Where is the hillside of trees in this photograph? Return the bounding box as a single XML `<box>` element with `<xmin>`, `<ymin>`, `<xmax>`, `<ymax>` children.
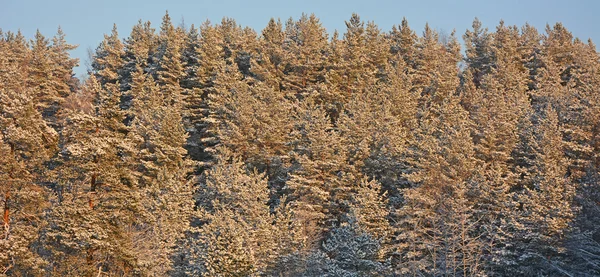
<box><xmin>1</xmin><ymin>12</ymin><xmax>600</xmax><ymax>276</ymax></box>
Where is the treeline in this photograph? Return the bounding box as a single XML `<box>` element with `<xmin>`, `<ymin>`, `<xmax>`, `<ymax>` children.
<box><xmin>1</xmin><ymin>12</ymin><xmax>599</xmax><ymax>276</ymax></box>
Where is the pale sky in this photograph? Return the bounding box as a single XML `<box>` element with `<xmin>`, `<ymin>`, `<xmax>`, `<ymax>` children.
<box><xmin>2</xmin><ymin>0</ymin><xmax>598</xmax><ymax>76</ymax></box>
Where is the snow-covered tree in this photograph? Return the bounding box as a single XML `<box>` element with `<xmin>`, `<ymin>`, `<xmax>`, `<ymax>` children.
<box><xmin>191</xmin><ymin>150</ymin><xmax>297</xmax><ymax>276</ymax></box>
<box><xmin>0</xmin><ymin>86</ymin><xmax>57</xmax><ymax>276</ymax></box>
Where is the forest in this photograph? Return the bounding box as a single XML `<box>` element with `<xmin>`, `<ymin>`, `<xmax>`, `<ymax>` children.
<box><xmin>1</xmin><ymin>12</ymin><xmax>600</xmax><ymax>276</ymax></box>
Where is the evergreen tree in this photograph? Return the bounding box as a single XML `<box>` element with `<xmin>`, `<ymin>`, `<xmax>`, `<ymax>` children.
<box><xmin>253</xmin><ymin>18</ymin><xmax>286</xmax><ymax>90</ymax></box>
<box><xmin>325</xmin><ymin>14</ymin><xmax>391</xmax><ymax>121</ymax></box>
<box><xmin>45</xmin><ymin>76</ymin><xmax>143</xmax><ymax>276</ymax></box>
<box><xmin>0</xmin><ymin>85</ymin><xmax>57</xmax><ymax>276</ymax></box>
<box><xmin>285</xmin><ymin>100</ymin><xmax>358</xmax><ymax>249</ymax></box>
<box><xmin>190</xmin><ymin>20</ymin><xmax>226</xmax><ymax>168</ymax></box>
<box><xmin>396</xmin><ymin>49</ymin><xmax>483</xmax><ymax>275</ymax></box>
<box><xmin>463</xmin><ymin>21</ymin><xmax>532</xmax><ymax>274</ymax></box>
<box><xmin>515</xmin><ymin>106</ymin><xmax>575</xmax><ymax>275</ymax></box>
<box><xmin>389</xmin><ymin>17</ymin><xmax>418</xmax><ymax>70</ymax></box>
<box><xmin>129</xmin><ymin>69</ymin><xmax>194</xmax><ymax>275</ymax></box>
<box><xmin>337</xmin><ymin>57</ymin><xmax>417</xmax><ymax>210</ymax></box>
<box><xmin>155</xmin><ymin>11</ymin><xmax>186</xmax><ymax>101</ymax></box>
<box><xmin>28</xmin><ymin>30</ymin><xmax>66</xmax><ymax>117</ymax></box>
<box><xmin>539</xmin><ymin>24</ymin><xmax>600</xmax><ymax>275</ymax></box>
<box><xmin>192</xmin><ymin>150</ymin><xmax>297</xmax><ymax>276</ymax></box>
<box><xmin>208</xmin><ymin>64</ymin><xmax>294</xmax><ymax>168</ymax></box>
<box><xmin>350</xmin><ymin>178</ymin><xmax>391</xmax><ymax>250</ymax></box>
<box><xmin>121</xmin><ymin>20</ymin><xmax>156</xmax><ymax>92</ymax></box>
<box><xmin>270</xmin><ymin>220</ymin><xmax>389</xmax><ymax>277</ymax></box>
<box><xmin>463</xmin><ymin>18</ymin><xmax>494</xmax><ymax>87</ymax></box>
<box><xmin>281</xmin><ymin>14</ymin><xmax>329</xmax><ymax>100</ymax></box>
<box><xmin>180</xmin><ymin>24</ymin><xmax>203</xmax><ymax>141</ymax></box>
<box><xmin>49</xmin><ymin>27</ymin><xmax>78</xmax><ymax>98</ymax></box>
<box><xmin>2</xmin><ymin>13</ymin><xmax>600</xmax><ymax>277</ymax></box>
<box><xmin>0</xmin><ymin>31</ymin><xmax>30</xmax><ymax>94</ymax></box>
<box><xmin>92</xmin><ymin>24</ymin><xmax>125</xmax><ymax>86</ymax></box>
<box><xmin>519</xmin><ymin>23</ymin><xmax>542</xmax><ymax>92</ymax></box>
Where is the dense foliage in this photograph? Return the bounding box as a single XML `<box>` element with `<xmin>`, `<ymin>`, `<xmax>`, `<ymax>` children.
<box><xmin>1</xmin><ymin>12</ymin><xmax>599</xmax><ymax>276</ymax></box>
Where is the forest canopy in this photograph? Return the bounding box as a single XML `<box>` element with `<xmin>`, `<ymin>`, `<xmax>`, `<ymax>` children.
<box><xmin>1</xmin><ymin>12</ymin><xmax>600</xmax><ymax>276</ymax></box>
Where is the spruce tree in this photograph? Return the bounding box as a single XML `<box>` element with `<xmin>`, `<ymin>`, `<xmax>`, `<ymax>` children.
<box><xmin>463</xmin><ymin>21</ymin><xmax>532</xmax><ymax>273</ymax></box>
<box><xmin>156</xmin><ymin>11</ymin><xmax>185</xmax><ymax>101</ymax></box>
<box><xmin>337</xmin><ymin>56</ymin><xmax>417</xmax><ymax>208</ymax></box>
<box><xmin>28</xmin><ymin>30</ymin><xmax>59</xmax><ymax>116</ymax></box>
<box><xmin>280</xmin><ymin>14</ymin><xmax>329</xmax><ymax>100</ymax></box>
<box><xmin>180</xmin><ymin>24</ymin><xmax>203</xmax><ymax>146</ymax></box>
<box><xmin>129</xmin><ymin>69</ymin><xmax>194</xmax><ymax>275</ymax></box>
<box><xmin>92</xmin><ymin>24</ymin><xmax>125</xmax><ymax>86</ymax></box>
<box><xmin>515</xmin><ymin>106</ymin><xmax>575</xmax><ymax>275</ymax></box>
<box><xmin>463</xmin><ymin>18</ymin><xmax>494</xmax><ymax>87</ymax></box>
<box><xmin>253</xmin><ymin>18</ymin><xmax>286</xmax><ymax>90</ymax></box>
<box><xmin>193</xmin><ymin>150</ymin><xmax>297</xmax><ymax>276</ymax></box>
<box><xmin>121</xmin><ymin>20</ymin><xmax>156</xmax><ymax>92</ymax></box>
<box><xmin>539</xmin><ymin>24</ymin><xmax>600</xmax><ymax>275</ymax></box>
<box><xmin>191</xmin><ymin>20</ymin><xmax>226</xmax><ymax>168</ymax></box>
<box><xmin>2</xmin><ymin>13</ymin><xmax>600</xmax><ymax>277</ymax></box>
<box><xmin>350</xmin><ymin>178</ymin><xmax>391</xmax><ymax>252</ymax></box>
<box><xmin>389</xmin><ymin>17</ymin><xmax>418</xmax><ymax>70</ymax></box>
<box><xmin>208</xmin><ymin>64</ymin><xmax>294</xmax><ymax>168</ymax></box>
<box><xmin>285</xmin><ymin>100</ymin><xmax>357</xmax><ymax>249</ymax></box>
<box><xmin>396</xmin><ymin>37</ymin><xmax>484</xmax><ymax>274</ymax></box>
<box><xmin>49</xmin><ymin>27</ymin><xmax>78</xmax><ymax>98</ymax></box>
<box><xmin>46</xmin><ymin>76</ymin><xmax>143</xmax><ymax>276</ymax></box>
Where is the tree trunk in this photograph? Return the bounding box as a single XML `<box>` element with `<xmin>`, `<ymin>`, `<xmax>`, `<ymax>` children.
<box><xmin>2</xmin><ymin>192</ymin><xmax>9</xmax><ymax>239</ymax></box>
<box><xmin>89</xmin><ymin>173</ymin><xmax>98</xmax><ymax>209</ymax></box>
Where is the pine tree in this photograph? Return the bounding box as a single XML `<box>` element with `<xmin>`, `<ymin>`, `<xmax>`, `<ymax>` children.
<box><xmin>389</xmin><ymin>17</ymin><xmax>418</xmax><ymax>70</ymax></box>
<box><xmin>514</xmin><ymin>106</ymin><xmax>575</xmax><ymax>275</ymax></box>
<box><xmin>192</xmin><ymin>150</ymin><xmax>297</xmax><ymax>276</ymax></box>
<box><xmin>49</xmin><ymin>27</ymin><xmax>78</xmax><ymax>98</ymax></box>
<box><xmin>280</xmin><ymin>14</ymin><xmax>329</xmax><ymax>100</ymax></box>
<box><xmin>129</xmin><ymin>68</ymin><xmax>194</xmax><ymax>275</ymax></box>
<box><xmin>0</xmin><ymin>31</ymin><xmax>30</xmax><ymax>94</ymax></box>
<box><xmin>396</xmin><ymin>50</ymin><xmax>484</xmax><ymax>275</ymax></box>
<box><xmin>28</xmin><ymin>30</ymin><xmax>61</xmax><ymax>116</ymax></box>
<box><xmin>0</xmin><ymin>85</ymin><xmax>57</xmax><ymax>276</ymax></box>
<box><xmin>121</xmin><ymin>20</ymin><xmax>156</xmax><ymax>92</ymax></box>
<box><xmin>2</xmin><ymin>13</ymin><xmax>600</xmax><ymax>277</ymax></box>
<box><xmin>285</xmin><ymin>100</ymin><xmax>358</xmax><ymax>249</ymax></box>
<box><xmin>45</xmin><ymin>76</ymin><xmax>143</xmax><ymax>276</ymax></box>
<box><xmin>463</xmin><ymin>18</ymin><xmax>495</xmax><ymax>87</ymax></box>
<box><xmin>180</xmin><ymin>24</ymin><xmax>203</xmax><ymax>142</ymax></box>
<box><xmin>92</xmin><ymin>24</ymin><xmax>124</xmax><ymax>86</ymax></box>
<box><xmin>208</xmin><ymin>64</ymin><xmax>294</xmax><ymax>168</ymax></box>
<box><xmin>38</xmin><ymin>27</ymin><xmax>79</xmax><ymax>127</ymax></box>
<box><xmin>253</xmin><ymin>18</ymin><xmax>286</xmax><ymax>90</ymax></box>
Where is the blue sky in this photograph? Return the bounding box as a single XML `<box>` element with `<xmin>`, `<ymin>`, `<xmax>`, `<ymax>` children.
<box><xmin>2</xmin><ymin>0</ymin><xmax>598</xmax><ymax>77</ymax></box>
